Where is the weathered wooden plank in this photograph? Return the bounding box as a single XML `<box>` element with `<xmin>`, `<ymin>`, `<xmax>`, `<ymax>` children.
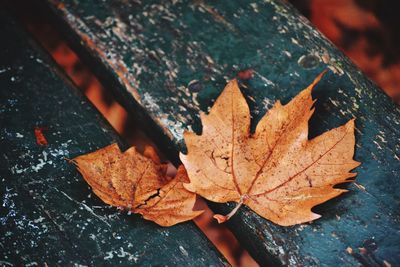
<box><xmin>0</xmin><ymin>12</ymin><xmax>227</xmax><ymax>266</ymax></box>
<box><xmin>40</xmin><ymin>0</ymin><xmax>400</xmax><ymax>266</ymax></box>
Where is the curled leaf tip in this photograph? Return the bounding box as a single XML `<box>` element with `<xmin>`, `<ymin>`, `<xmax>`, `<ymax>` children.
<box><xmin>213</xmin><ymin>214</ymin><xmax>228</xmax><ymax>224</ymax></box>
<box><xmin>308</xmin><ymin>69</ymin><xmax>328</xmax><ymax>91</ymax></box>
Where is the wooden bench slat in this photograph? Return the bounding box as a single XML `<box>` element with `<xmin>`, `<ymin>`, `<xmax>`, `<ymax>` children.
<box><xmin>41</xmin><ymin>0</ymin><xmax>400</xmax><ymax>265</ymax></box>
<box><xmin>0</xmin><ymin>12</ymin><xmax>227</xmax><ymax>266</ymax></box>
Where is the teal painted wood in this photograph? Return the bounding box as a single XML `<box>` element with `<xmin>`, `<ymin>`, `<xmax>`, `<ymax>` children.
<box><xmin>41</xmin><ymin>0</ymin><xmax>400</xmax><ymax>266</ymax></box>
<box><xmin>0</xmin><ymin>12</ymin><xmax>228</xmax><ymax>266</ymax></box>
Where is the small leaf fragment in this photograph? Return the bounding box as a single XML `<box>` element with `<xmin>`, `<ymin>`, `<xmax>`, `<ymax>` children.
<box><xmin>34</xmin><ymin>126</ymin><xmax>48</xmax><ymax>146</ymax></box>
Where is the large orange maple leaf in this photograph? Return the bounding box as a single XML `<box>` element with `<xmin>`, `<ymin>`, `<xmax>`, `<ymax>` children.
<box><xmin>180</xmin><ymin>73</ymin><xmax>360</xmax><ymax>226</ymax></box>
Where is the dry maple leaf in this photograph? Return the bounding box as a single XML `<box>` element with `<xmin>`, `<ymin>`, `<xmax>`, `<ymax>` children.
<box><xmin>180</xmin><ymin>72</ymin><xmax>360</xmax><ymax>226</ymax></box>
<box><xmin>73</xmin><ymin>144</ymin><xmax>203</xmax><ymax>226</ymax></box>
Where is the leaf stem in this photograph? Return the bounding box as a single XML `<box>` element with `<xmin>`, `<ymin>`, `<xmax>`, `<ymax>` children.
<box><xmin>213</xmin><ymin>194</ymin><xmax>249</xmax><ymax>223</ymax></box>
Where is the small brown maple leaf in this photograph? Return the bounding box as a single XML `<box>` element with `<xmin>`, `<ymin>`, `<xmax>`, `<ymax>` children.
<box><xmin>73</xmin><ymin>144</ymin><xmax>203</xmax><ymax>226</ymax></box>
<box><xmin>180</xmin><ymin>72</ymin><xmax>360</xmax><ymax>226</ymax></box>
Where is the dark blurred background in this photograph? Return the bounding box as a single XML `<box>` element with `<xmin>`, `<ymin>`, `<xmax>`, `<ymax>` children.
<box><xmin>289</xmin><ymin>0</ymin><xmax>400</xmax><ymax>103</ymax></box>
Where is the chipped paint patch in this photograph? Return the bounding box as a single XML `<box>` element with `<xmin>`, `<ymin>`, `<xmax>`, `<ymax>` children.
<box><xmin>254</xmin><ymin>71</ymin><xmax>275</xmax><ymax>86</ymax></box>
<box><xmin>57</xmin><ymin>189</ymin><xmax>111</xmax><ymax>227</ymax></box>
<box><xmin>159</xmin><ymin>116</ymin><xmax>185</xmax><ymax>140</ymax></box>
<box><xmin>179</xmin><ymin>245</ymin><xmax>189</xmax><ymax>257</ymax></box>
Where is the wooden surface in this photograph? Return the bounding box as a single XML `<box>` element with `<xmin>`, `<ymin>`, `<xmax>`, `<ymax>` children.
<box><xmin>0</xmin><ymin>12</ymin><xmax>227</xmax><ymax>266</ymax></box>
<box><xmin>40</xmin><ymin>0</ymin><xmax>400</xmax><ymax>266</ymax></box>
